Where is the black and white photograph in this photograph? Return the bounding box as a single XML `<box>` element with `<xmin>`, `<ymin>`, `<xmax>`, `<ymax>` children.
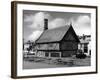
<box><xmin>23</xmin><ymin>10</ymin><xmax>91</xmax><ymax>69</ymax></box>
<box><xmin>11</xmin><ymin>1</ymin><xmax>97</xmax><ymax>78</ymax></box>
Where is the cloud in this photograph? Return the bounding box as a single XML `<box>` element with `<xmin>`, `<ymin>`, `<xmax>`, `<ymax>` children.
<box><xmin>24</xmin><ymin>12</ymin><xmax>52</xmax><ymax>30</ymax></box>
<box><xmin>71</xmin><ymin>15</ymin><xmax>91</xmax><ymax>35</ymax></box>
<box><xmin>49</xmin><ymin>18</ymin><xmax>66</xmax><ymax>29</ymax></box>
<box><xmin>76</xmin><ymin>15</ymin><xmax>90</xmax><ymax>26</ymax></box>
<box><xmin>24</xmin><ymin>12</ymin><xmax>67</xmax><ymax>30</ymax></box>
<box><xmin>28</xmin><ymin>30</ymin><xmax>43</xmax><ymax>41</ymax></box>
<box><xmin>24</xmin><ymin>15</ymin><xmax>34</xmax><ymax>22</ymax></box>
<box><xmin>27</xmin><ymin>18</ymin><xmax>67</xmax><ymax>41</ymax></box>
<box><xmin>24</xmin><ymin>12</ymin><xmax>67</xmax><ymax>41</ymax></box>
<box><xmin>24</xmin><ymin>12</ymin><xmax>91</xmax><ymax>41</ymax></box>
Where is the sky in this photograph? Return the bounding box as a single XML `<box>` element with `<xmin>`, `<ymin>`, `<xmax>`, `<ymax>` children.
<box><xmin>23</xmin><ymin>10</ymin><xmax>91</xmax><ymax>42</ymax></box>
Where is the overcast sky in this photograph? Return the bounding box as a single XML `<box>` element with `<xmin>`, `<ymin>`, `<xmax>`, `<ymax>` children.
<box><xmin>23</xmin><ymin>10</ymin><xmax>91</xmax><ymax>42</ymax></box>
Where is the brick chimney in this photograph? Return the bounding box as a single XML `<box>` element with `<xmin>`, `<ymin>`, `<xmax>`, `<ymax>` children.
<box><xmin>83</xmin><ymin>34</ymin><xmax>86</xmax><ymax>40</ymax></box>
<box><xmin>44</xmin><ymin>19</ymin><xmax>48</xmax><ymax>30</ymax></box>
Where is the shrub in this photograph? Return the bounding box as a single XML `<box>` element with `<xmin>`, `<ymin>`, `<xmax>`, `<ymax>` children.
<box><xmin>76</xmin><ymin>53</ymin><xmax>87</xmax><ymax>59</ymax></box>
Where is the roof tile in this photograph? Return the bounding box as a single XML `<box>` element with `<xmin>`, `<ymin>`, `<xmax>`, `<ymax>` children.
<box><xmin>36</xmin><ymin>25</ymin><xmax>70</xmax><ymax>43</ymax></box>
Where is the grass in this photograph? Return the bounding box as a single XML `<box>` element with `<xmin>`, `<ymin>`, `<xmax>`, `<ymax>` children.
<box><xmin>23</xmin><ymin>57</ymin><xmax>91</xmax><ymax>69</ymax></box>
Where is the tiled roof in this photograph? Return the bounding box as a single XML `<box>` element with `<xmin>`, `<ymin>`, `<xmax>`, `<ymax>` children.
<box><xmin>36</xmin><ymin>25</ymin><xmax>70</xmax><ymax>43</ymax></box>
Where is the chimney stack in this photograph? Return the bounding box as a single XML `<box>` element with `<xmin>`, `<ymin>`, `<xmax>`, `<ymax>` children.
<box><xmin>44</xmin><ymin>19</ymin><xmax>48</xmax><ymax>30</ymax></box>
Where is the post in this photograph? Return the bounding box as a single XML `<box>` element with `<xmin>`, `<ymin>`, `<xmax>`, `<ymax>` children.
<box><xmin>49</xmin><ymin>52</ymin><xmax>51</xmax><ymax>58</ymax></box>
<box><xmin>59</xmin><ymin>52</ymin><xmax>62</xmax><ymax>58</ymax></box>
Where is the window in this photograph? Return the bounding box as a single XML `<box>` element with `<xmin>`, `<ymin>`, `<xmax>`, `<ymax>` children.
<box><xmin>45</xmin><ymin>52</ymin><xmax>49</xmax><ymax>57</ymax></box>
<box><xmin>51</xmin><ymin>52</ymin><xmax>59</xmax><ymax>57</ymax></box>
<box><xmin>48</xmin><ymin>44</ymin><xmax>53</xmax><ymax>47</ymax></box>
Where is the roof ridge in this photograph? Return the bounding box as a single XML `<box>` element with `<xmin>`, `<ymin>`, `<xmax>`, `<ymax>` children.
<box><xmin>36</xmin><ymin>25</ymin><xmax>71</xmax><ymax>43</ymax></box>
